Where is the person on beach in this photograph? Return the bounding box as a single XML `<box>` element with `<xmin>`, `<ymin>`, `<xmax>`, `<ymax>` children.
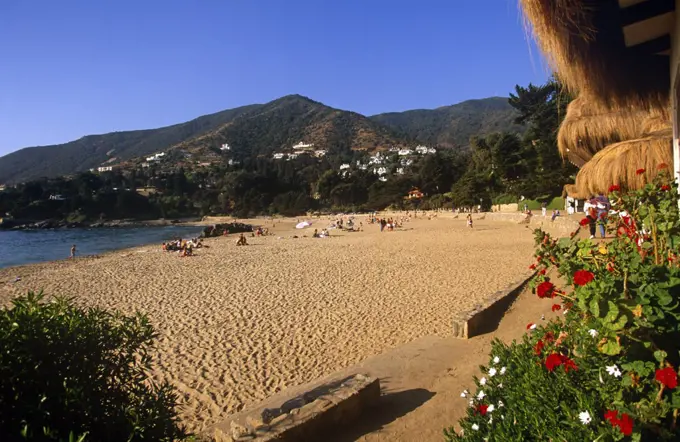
<box><xmin>70</xmin><ymin>244</ymin><xmax>76</xmax><ymax>259</ymax></box>
<box><xmin>236</xmin><ymin>233</ymin><xmax>248</xmax><ymax>246</ymax></box>
<box><xmin>466</xmin><ymin>213</ymin><xmax>473</xmax><ymax>228</ymax></box>
<box><xmin>587</xmin><ymin>205</ymin><xmax>598</xmax><ymax>239</ymax></box>
<box><xmin>541</xmin><ymin>202</ymin><xmax>547</xmax><ymax>217</ymax></box>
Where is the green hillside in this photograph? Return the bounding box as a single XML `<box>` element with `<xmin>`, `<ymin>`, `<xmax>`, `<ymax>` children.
<box><xmin>0</xmin><ymin>105</ymin><xmax>260</xmax><ymax>184</ymax></box>
<box><xmin>370</xmin><ymin>97</ymin><xmax>523</xmax><ymax>148</ymax></box>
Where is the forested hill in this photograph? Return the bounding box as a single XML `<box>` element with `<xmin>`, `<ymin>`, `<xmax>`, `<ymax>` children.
<box><xmin>0</xmin><ymin>104</ymin><xmax>261</xmax><ymax>184</ymax></box>
<box><xmin>0</xmin><ymin>95</ymin><xmax>521</xmax><ymax>184</ymax></box>
<box><xmin>167</xmin><ymin>94</ymin><xmax>410</xmax><ymax>160</ymax></box>
<box><xmin>370</xmin><ymin>97</ymin><xmax>523</xmax><ymax>148</ymax></box>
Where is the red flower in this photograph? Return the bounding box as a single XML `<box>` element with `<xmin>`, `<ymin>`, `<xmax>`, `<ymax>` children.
<box><xmin>573</xmin><ymin>270</ymin><xmax>595</xmax><ymax>286</ymax></box>
<box><xmin>618</xmin><ymin>413</ymin><xmax>634</xmax><ymax>436</ymax></box>
<box><xmin>544</xmin><ymin>353</ymin><xmax>577</xmax><ymax>372</ymax></box>
<box><xmin>661</xmin><ymin>184</ymin><xmax>671</xmax><ymax>191</ymax></box>
<box><xmin>563</xmin><ymin>357</ymin><xmax>578</xmax><ymax>373</ymax></box>
<box><xmin>605</xmin><ymin>410</ymin><xmax>633</xmax><ymax>436</ymax></box>
<box><xmin>539</xmin><ymin>268</ymin><xmax>546</xmax><ymax>275</ymax></box>
<box><xmin>476</xmin><ymin>403</ymin><xmax>488</xmax><ymax>416</ymax></box>
<box><xmin>606</xmin><ymin>262</ymin><xmax>615</xmax><ymax>272</ymax></box>
<box><xmin>636</xmin><ymin>168</ymin><xmax>646</xmax><ymax>175</ymax></box>
<box><xmin>604</xmin><ymin>410</ymin><xmax>618</xmax><ymax>424</ymax></box>
<box><xmin>655</xmin><ymin>366</ymin><xmax>678</xmax><ymax>389</ymax></box>
<box><xmin>551</xmin><ymin>304</ymin><xmax>561</xmax><ymax>312</ymax></box>
<box><xmin>608</xmin><ymin>184</ymin><xmax>621</xmax><ymax>193</ymax></box>
<box><xmin>536</xmin><ymin>281</ymin><xmax>555</xmax><ymax>299</ymax></box>
<box><xmin>579</xmin><ymin>217</ymin><xmax>590</xmax><ymax>226</ymax></box>
<box><xmin>545</xmin><ymin>353</ymin><xmax>563</xmax><ymax>372</ymax></box>
<box><xmin>543</xmin><ymin>331</ymin><xmax>555</xmax><ymax>343</ymax></box>
<box><xmin>534</xmin><ymin>339</ymin><xmax>544</xmax><ymax>355</ymax></box>
<box><xmin>529</xmin><ymin>263</ymin><xmax>536</xmax><ymax>270</ymax></box>
<box><xmin>658</xmin><ymin>163</ymin><xmax>669</xmax><ymax>170</ymax></box>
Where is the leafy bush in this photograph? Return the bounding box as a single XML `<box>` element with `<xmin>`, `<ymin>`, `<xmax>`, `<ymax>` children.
<box><xmin>447</xmin><ymin>166</ymin><xmax>680</xmax><ymax>441</ymax></box>
<box><xmin>519</xmin><ymin>197</ymin><xmax>564</xmax><ymax>211</ymax></box>
<box><xmin>0</xmin><ymin>292</ymin><xmax>188</xmax><ymax>441</ymax></box>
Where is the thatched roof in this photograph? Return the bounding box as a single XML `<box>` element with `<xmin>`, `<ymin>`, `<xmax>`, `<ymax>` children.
<box><xmin>570</xmin><ymin>129</ymin><xmax>672</xmax><ymax>196</ymax></box>
<box><xmin>557</xmin><ymin>95</ymin><xmax>671</xmax><ymax>166</ymax></box>
<box><xmin>520</xmin><ymin>0</ymin><xmax>673</xmax><ymax>110</ymax></box>
<box><xmin>562</xmin><ymin>183</ymin><xmax>588</xmax><ymax>200</ymax></box>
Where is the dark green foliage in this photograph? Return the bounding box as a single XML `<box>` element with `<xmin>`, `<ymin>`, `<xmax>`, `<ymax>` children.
<box><xmin>370</xmin><ymin>97</ymin><xmax>524</xmax><ymax>148</ymax></box>
<box><xmin>0</xmin><ymin>292</ymin><xmax>188</xmax><ymax>441</ymax></box>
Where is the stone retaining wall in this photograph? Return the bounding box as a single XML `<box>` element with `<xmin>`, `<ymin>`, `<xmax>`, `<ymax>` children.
<box><xmin>482</xmin><ymin>212</ymin><xmax>579</xmax><ymax>237</ymax></box>
<box><xmin>452</xmin><ymin>270</ymin><xmax>536</xmax><ymax>339</ymax></box>
<box><xmin>213</xmin><ymin>374</ymin><xmax>380</xmax><ymax>441</ymax></box>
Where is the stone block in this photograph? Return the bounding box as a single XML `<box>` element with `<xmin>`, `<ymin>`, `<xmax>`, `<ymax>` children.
<box><xmin>213</xmin><ymin>374</ymin><xmax>380</xmax><ymax>441</ymax></box>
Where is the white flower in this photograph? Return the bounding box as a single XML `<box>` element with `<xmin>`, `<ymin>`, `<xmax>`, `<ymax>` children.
<box><xmin>477</xmin><ymin>390</ymin><xmax>485</xmax><ymax>400</ymax></box>
<box><xmin>488</xmin><ymin>367</ymin><xmax>497</xmax><ymax>377</ymax></box>
<box><xmin>488</xmin><ymin>416</ymin><xmax>493</xmax><ymax>424</ymax></box>
<box><xmin>480</xmin><ymin>377</ymin><xmax>487</xmax><ymax>385</ymax></box>
<box><xmin>471</xmin><ymin>423</ymin><xmax>479</xmax><ymax>431</ymax></box>
<box><xmin>469</xmin><ymin>399</ymin><xmax>474</xmax><ymax>407</ymax></box>
<box><xmin>501</xmin><ymin>415</ymin><xmax>505</xmax><ymax>420</ymax></box>
<box><xmin>579</xmin><ymin>411</ymin><xmax>592</xmax><ymax>425</ymax></box>
<box><xmin>498</xmin><ymin>400</ymin><xmax>504</xmax><ymax>408</ymax></box>
<box><xmin>563</xmin><ymin>309</ymin><xmax>569</xmax><ymax>315</ymax></box>
<box><xmin>492</xmin><ymin>356</ymin><xmax>500</xmax><ymax>364</ymax></box>
<box><xmin>487</xmin><ymin>404</ymin><xmax>495</xmax><ymax>413</ymax></box>
<box><xmin>498</xmin><ymin>383</ymin><xmax>503</xmax><ymax>388</ymax></box>
<box><xmin>588</xmin><ymin>329</ymin><xmax>598</xmax><ymax>338</ymax></box>
<box><xmin>461</xmin><ymin>390</ymin><xmax>468</xmax><ymax>398</ymax></box>
<box><xmin>529</xmin><ymin>323</ymin><xmax>537</xmax><ymax>330</ymax></box>
<box><xmin>606</xmin><ymin>365</ymin><xmax>622</xmax><ymax>378</ymax></box>
<box><xmin>500</xmin><ymin>367</ymin><xmax>507</xmax><ymax>375</ymax></box>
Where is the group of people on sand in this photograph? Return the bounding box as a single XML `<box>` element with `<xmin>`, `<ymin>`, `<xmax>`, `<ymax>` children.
<box><xmin>378</xmin><ymin>217</ymin><xmax>403</xmax><ymax>232</ymax></box>
<box><xmin>162</xmin><ymin>237</ymin><xmax>203</xmax><ymax>257</ymax></box>
<box><xmin>312</xmin><ymin>228</ymin><xmax>330</xmax><ymax>238</ymax></box>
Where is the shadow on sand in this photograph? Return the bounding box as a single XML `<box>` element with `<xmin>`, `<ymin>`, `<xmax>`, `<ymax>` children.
<box><xmin>326</xmin><ymin>387</ymin><xmax>436</xmax><ymax>441</ymax></box>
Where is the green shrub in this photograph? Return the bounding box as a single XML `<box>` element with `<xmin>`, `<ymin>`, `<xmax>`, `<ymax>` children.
<box><xmin>0</xmin><ymin>292</ymin><xmax>189</xmax><ymax>441</ymax></box>
<box><xmin>519</xmin><ymin>197</ymin><xmax>564</xmax><ymax>211</ymax></box>
<box><xmin>447</xmin><ymin>167</ymin><xmax>680</xmax><ymax>441</ymax></box>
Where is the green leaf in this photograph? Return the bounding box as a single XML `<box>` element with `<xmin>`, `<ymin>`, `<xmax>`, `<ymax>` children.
<box><xmin>611</xmin><ymin>314</ymin><xmax>628</xmax><ymax>330</ymax></box>
<box><xmin>654</xmin><ymin>350</ymin><xmax>667</xmax><ymax>363</ymax></box>
<box><xmin>603</xmin><ymin>301</ymin><xmax>619</xmax><ymax>323</ymax></box>
<box><xmin>657</xmin><ymin>290</ymin><xmax>673</xmax><ymax>306</ymax></box>
<box><xmin>600</xmin><ymin>340</ymin><xmax>622</xmax><ymax>355</ymax></box>
<box><xmin>589</xmin><ymin>299</ymin><xmax>601</xmax><ymax>317</ymax></box>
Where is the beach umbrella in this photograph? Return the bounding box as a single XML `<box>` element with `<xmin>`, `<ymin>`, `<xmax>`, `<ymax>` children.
<box><xmin>295</xmin><ymin>221</ymin><xmax>311</xmax><ymax>229</ymax></box>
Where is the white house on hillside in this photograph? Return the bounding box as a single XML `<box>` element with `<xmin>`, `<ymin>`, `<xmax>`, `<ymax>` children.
<box><xmin>293</xmin><ymin>142</ymin><xmax>314</xmax><ymax>150</ymax></box>
<box><xmin>220</xmin><ymin>143</ymin><xmax>231</xmax><ymax>151</ymax></box>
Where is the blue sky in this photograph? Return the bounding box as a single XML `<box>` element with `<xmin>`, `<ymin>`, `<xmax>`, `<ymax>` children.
<box><xmin>0</xmin><ymin>0</ymin><xmax>548</xmax><ymax>155</ymax></box>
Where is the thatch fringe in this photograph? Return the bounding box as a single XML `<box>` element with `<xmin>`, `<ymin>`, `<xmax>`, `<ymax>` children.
<box><xmin>519</xmin><ymin>0</ymin><xmax>670</xmax><ymax>110</ymax></box>
<box><xmin>562</xmin><ymin>183</ymin><xmax>587</xmax><ymax>200</ymax></box>
<box><xmin>572</xmin><ymin>130</ymin><xmax>672</xmax><ymax>197</ymax></box>
<box><xmin>557</xmin><ymin>96</ymin><xmax>671</xmax><ymax>166</ymax></box>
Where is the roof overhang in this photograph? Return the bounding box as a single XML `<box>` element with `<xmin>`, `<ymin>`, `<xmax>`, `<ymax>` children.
<box><xmin>520</xmin><ymin>0</ymin><xmax>676</xmax><ymax>110</ymax></box>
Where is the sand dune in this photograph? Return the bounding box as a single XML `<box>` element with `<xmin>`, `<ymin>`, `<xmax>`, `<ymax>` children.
<box><xmin>0</xmin><ymin>215</ymin><xmax>535</xmax><ymax>434</ymax></box>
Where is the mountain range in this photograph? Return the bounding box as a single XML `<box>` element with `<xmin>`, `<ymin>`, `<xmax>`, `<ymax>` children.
<box><xmin>0</xmin><ymin>95</ymin><xmax>522</xmax><ymax>184</ymax></box>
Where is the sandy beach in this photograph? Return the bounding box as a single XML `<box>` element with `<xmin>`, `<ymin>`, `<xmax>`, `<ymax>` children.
<box><xmin>0</xmin><ymin>214</ymin><xmax>536</xmax><ymax>434</ymax></box>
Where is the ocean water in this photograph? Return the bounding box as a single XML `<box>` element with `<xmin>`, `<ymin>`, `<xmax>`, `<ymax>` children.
<box><xmin>0</xmin><ymin>226</ymin><xmax>204</xmax><ymax>268</ymax></box>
